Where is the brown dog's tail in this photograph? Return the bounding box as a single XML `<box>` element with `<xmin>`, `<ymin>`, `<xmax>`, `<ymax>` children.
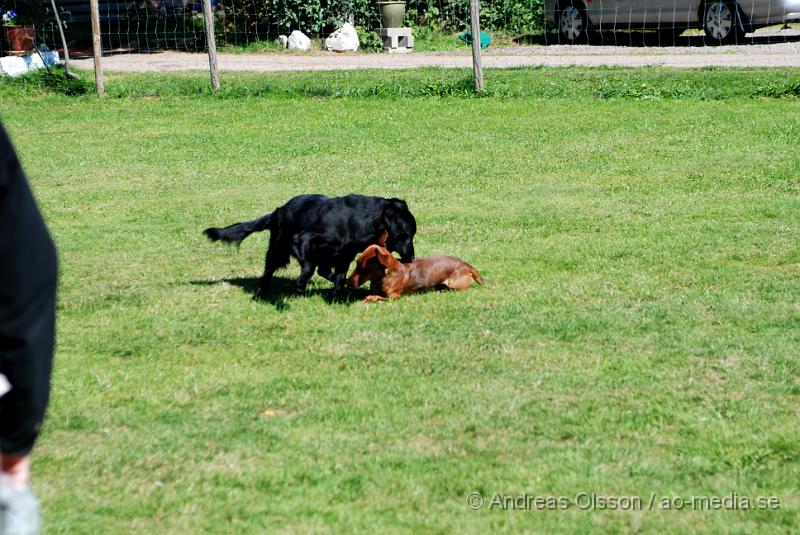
<box><xmin>470</xmin><ymin>267</ymin><xmax>488</xmax><ymax>286</ymax></box>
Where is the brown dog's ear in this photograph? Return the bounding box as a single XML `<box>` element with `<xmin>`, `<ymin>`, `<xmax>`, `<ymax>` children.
<box><xmin>357</xmin><ymin>244</ymin><xmax>380</xmax><ymax>268</ymax></box>
<box><xmin>375</xmin><ymin>246</ymin><xmax>400</xmax><ymax>269</ymax></box>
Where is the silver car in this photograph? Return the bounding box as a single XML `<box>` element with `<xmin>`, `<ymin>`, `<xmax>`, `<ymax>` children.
<box><xmin>546</xmin><ymin>0</ymin><xmax>800</xmax><ymax>43</ymax></box>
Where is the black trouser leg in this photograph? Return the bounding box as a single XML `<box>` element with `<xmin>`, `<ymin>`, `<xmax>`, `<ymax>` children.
<box><xmin>0</xmin><ymin>123</ymin><xmax>58</xmax><ymax>457</ymax></box>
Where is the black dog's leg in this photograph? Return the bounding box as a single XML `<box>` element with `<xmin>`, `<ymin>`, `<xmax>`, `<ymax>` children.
<box><xmin>254</xmin><ymin>246</ymin><xmax>286</xmax><ymax>301</ymax></box>
<box><xmin>317</xmin><ymin>264</ymin><xmax>335</xmax><ymax>282</ymax></box>
<box><xmin>295</xmin><ymin>261</ymin><xmax>317</xmax><ymax>295</ymax></box>
<box><xmin>331</xmin><ymin>261</ymin><xmax>351</xmax><ymax>301</ymax></box>
<box><xmin>254</xmin><ymin>270</ymin><xmax>274</xmax><ymax>301</ymax></box>
<box><xmin>332</xmin><ymin>272</ymin><xmax>347</xmax><ymax>301</ymax></box>
<box><xmin>290</xmin><ymin>235</ymin><xmax>320</xmax><ymax>295</ymax></box>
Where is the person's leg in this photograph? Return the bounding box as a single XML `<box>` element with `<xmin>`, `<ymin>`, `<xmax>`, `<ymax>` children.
<box><xmin>0</xmin><ymin>455</ymin><xmax>30</xmax><ymax>487</ymax></box>
<box><xmin>0</xmin><ymin>479</ymin><xmax>41</xmax><ymax>535</ymax></box>
<box><xmin>0</xmin><ymin>279</ymin><xmax>57</xmax><ymax>463</ymax></box>
<box><xmin>0</xmin><ymin>123</ymin><xmax>57</xmax><ymax>535</ymax></box>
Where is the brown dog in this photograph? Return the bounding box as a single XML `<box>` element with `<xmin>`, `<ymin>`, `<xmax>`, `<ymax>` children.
<box><xmin>348</xmin><ymin>244</ymin><xmax>484</xmax><ymax>301</ymax></box>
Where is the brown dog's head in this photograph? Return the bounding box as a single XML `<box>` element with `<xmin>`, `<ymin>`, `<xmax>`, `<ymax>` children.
<box><xmin>348</xmin><ymin>245</ymin><xmax>400</xmax><ymax>287</ymax></box>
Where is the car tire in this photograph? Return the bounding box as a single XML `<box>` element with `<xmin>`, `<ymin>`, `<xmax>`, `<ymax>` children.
<box><xmin>557</xmin><ymin>1</ymin><xmax>589</xmax><ymax>44</ymax></box>
<box><xmin>702</xmin><ymin>1</ymin><xmax>744</xmax><ymax>45</ymax></box>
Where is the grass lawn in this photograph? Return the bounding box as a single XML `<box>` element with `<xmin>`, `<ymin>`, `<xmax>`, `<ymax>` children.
<box><xmin>1</xmin><ymin>67</ymin><xmax>799</xmax><ymax>534</ymax></box>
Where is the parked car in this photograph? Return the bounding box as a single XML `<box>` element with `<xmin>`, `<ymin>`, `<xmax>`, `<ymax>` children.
<box><xmin>545</xmin><ymin>0</ymin><xmax>800</xmax><ymax>44</ymax></box>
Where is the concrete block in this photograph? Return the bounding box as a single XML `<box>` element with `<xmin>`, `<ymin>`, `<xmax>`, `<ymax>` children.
<box><xmin>380</xmin><ymin>27</ymin><xmax>414</xmax><ymax>52</ymax></box>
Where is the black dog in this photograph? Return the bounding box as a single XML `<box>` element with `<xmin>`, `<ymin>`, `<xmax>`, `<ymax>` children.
<box><xmin>204</xmin><ymin>194</ymin><xmax>417</xmax><ymax>300</ymax></box>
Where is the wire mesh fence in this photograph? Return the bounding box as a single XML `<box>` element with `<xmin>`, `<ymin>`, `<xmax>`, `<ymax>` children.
<box><xmin>1</xmin><ymin>0</ymin><xmax>799</xmax><ymax>56</ymax></box>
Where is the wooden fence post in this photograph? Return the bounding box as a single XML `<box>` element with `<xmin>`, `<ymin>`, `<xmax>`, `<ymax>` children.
<box><xmin>202</xmin><ymin>0</ymin><xmax>220</xmax><ymax>92</ymax></box>
<box><xmin>469</xmin><ymin>0</ymin><xmax>484</xmax><ymax>92</ymax></box>
<box><xmin>89</xmin><ymin>0</ymin><xmax>104</xmax><ymax>95</ymax></box>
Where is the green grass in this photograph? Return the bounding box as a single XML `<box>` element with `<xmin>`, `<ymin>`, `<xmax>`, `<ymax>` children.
<box><xmin>410</xmin><ymin>28</ymin><xmax>470</xmax><ymax>52</ymax></box>
<box><xmin>1</xmin><ymin>67</ymin><xmax>799</xmax><ymax>534</ymax></box>
<box><xmin>4</xmin><ymin>66</ymin><xmax>800</xmax><ymax>100</ymax></box>
<box><xmin>218</xmin><ymin>38</ymin><xmax>291</xmax><ymax>54</ymax></box>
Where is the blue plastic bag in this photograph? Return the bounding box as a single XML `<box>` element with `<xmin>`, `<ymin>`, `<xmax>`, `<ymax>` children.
<box><xmin>459</xmin><ymin>31</ymin><xmax>491</xmax><ymax>49</ymax></box>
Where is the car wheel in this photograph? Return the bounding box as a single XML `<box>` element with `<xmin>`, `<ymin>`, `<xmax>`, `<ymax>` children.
<box><xmin>558</xmin><ymin>2</ymin><xmax>589</xmax><ymax>44</ymax></box>
<box><xmin>703</xmin><ymin>2</ymin><xmax>743</xmax><ymax>44</ymax></box>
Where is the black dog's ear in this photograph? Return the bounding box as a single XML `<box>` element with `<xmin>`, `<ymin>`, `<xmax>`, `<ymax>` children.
<box><xmin>381</xmin><ymin>205</ymin><xmax>399</xmax><ymax>234</ymax></box>
<box><xmin>376</xmin><ymin>229</ymin><xmax>389</xmax><ymax>247</ymax></box>
<box><xmin>382</xmin><ymin>203</ymin><xmax>415</xmax><ymax>236</ymax></box>
<box><xmin>389</xmin><ymin>198</ymin><xmax>409</xmax><ymax>211</ymax></box>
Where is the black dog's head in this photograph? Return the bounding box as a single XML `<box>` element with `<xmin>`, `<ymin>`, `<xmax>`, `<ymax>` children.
<box><xmin>382</xmin><ymin>198</ymin><xmax>416</xmax><ymax>263</ymax></box>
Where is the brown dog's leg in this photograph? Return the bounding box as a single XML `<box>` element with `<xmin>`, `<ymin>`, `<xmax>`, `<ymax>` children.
<box><xmin>442</xmin><ymin>269</ymin><xmax>477</xmax><ymax>291</ymax></box>
<box><xmin>364</xmin><ymin>295</ymin><xmax>386</xmax><ymax>302</ymax></box>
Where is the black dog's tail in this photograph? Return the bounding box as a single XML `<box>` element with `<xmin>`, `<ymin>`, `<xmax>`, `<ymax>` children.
<box><xmin>203</xmin><ymin>212</ymin><xmax>272</xmax><ymax>246</ymax></box>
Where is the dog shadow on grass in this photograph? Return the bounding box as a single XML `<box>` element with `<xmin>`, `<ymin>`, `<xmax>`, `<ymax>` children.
<box><xmin>189</xmin><ymin>276</ymin><xmax>370</xmax><ymax>311</ymax></box>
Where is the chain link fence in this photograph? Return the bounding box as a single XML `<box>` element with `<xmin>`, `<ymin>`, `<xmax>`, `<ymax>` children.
<box><xmin>2</xmin><ymin>0</ymin><xmax>799</xmax><ymax>55</ymax></box>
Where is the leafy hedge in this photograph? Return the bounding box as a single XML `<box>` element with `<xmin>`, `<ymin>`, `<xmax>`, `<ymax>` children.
<box><xmin>221</xmin><ymin>0</ymin><xmax>546</xmax><ymax>39</ymax></box>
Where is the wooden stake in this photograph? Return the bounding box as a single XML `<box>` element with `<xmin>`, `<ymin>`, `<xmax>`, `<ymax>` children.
<box><xmin>50</xmin><ymin>0</ymin><xmax>78</xmax><ymax>79</ymax></box>
<box><xmin>202</xmin><ymin>0</ymin><xmax>220</xmax><ymax>92</ymax></box>
<box><xmin>89</xmin><ymin>0</ymin><xmax>104</xmax><ymax>95</ymax></box>
<box><xmin>469</xmin><ymin>0</ymin><xmax>484</xmax><ymax>92</ymax></box>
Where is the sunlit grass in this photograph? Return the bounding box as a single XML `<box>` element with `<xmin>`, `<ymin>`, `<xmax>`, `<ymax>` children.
<box><xmin>1</xmin><ymin>68</ymin><xmax>798</xmax><ymax>534</ymax></box>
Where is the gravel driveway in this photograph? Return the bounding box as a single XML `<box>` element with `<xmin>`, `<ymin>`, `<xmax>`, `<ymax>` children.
<box><xmin>72</xmin><ymin>31</ymin><xmax>800</xmax><ymax>72</ymax></box>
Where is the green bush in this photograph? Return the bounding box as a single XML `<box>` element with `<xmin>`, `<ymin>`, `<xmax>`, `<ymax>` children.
<box><xmin>218</xmin><ymin>0</ymin><xmax>545</xmax><ymax>40</ymax></box>
<box><xmin>356</xmin><ymin>25</ymin><xmax>383</xmax><ymax>52</ymax></box>
<box><xmin>221</xmin><ymin>0</ymin><xmax>380</xmax><ymax>38</ymax></box>
<box><xmin>407</xmin><ymin>0</ymin><xmax>545</xmax><ymax>34</ymax></box>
